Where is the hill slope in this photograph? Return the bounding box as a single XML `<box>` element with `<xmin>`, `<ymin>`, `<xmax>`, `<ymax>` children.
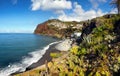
<box><xmin>34</xmin><ymin>19</ymin><xmax>83</xmax><ymax>38</ymax></box>
<box><xmin>15</xmin><ymin>14</ymin><xmax>120</xmax><ymax>76</ymax></box>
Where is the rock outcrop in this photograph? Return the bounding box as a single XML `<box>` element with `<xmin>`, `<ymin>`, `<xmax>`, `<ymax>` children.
<box><xmin>34</xmin><ymin>22</ymin><xmax>56</xmax><ymax>36</ymax></box>
<box><xmin>34</xmin><ymin>19</ymin><xmax>83</xmax><ymax>38</ymax></box>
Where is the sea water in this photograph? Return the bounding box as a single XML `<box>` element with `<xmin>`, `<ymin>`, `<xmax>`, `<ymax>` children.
<box><xmin>0</xmin><ymin>33</ymin><xmax>59</xmax><ymax>76</ymax></box>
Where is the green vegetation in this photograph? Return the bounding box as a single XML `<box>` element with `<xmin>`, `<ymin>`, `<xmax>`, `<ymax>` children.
<box><xmin>50</xmin><ymin>52</ymin><xmax>62</xmax><ymax>58</ymax></box>
<box><xmin>15</xmin><ymin>14</ymin><xmax>120</xmax><ymax>76</ymax></box>
<box><xmin>46</xmin><ymin>14</ymin><xmax>120</xmax><ymax>76</ymax></box>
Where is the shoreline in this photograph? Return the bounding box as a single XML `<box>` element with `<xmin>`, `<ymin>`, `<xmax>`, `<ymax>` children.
<box><xmin>25</xmin><ymin>39</ymin><xmax>71</xmax><ymax>71</ymax></box>
<box><xmin>25</xmin><ymin>42</ymin><xmax>60</xmax><ymax>71</ymax></box>
<box><xmin>12</xmin><ymin>39</ymin><xmax>72</xmax><ymax>76</ymax></box>
<box><xmin>11</xmin><ymin>41</ymin><xmax>61</xmax><ymax>75</ymax></box>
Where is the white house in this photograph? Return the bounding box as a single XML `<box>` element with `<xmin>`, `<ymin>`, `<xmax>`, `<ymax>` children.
<box><xmin>74</xmin><ymin>32</ymin><xmax>82</xmax><ymax>37</ymax></box>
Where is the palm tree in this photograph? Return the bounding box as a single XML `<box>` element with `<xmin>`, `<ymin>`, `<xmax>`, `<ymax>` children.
<box><xmin>111</xmin><ymin>0</ymin><xmax>120</xmax><ymax>14</ymax></box>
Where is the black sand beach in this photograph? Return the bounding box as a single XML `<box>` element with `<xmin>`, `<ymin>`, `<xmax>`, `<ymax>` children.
<box><xmin>11</xmin><ymin>42</ymin><xmax>60</xmax><ymax>75</ymax></box>
<box><xmin>25</xmin><ymin>43</ymin><xmax>60</xmax><ymax>71</ymax></box>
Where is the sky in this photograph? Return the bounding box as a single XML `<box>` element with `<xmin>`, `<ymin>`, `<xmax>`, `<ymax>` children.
<box><xmin>0</xmin><ymin>0</ymin><xmax>117</xmax><ymax>33</ymax></box>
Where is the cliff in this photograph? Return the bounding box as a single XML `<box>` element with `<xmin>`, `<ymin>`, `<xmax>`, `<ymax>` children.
<box><xmin>34</xmin><ymin>19</ymin><xmax>83</xmax><ymax>38</ymax></box>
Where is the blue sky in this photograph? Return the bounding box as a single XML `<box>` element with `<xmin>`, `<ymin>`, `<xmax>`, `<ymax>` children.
<box><xmin>0</xmin><ymin>0</ymin><xmax>116</xmax><ymax>33</ymax></box>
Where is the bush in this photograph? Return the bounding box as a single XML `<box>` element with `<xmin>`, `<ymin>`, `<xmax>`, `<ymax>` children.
<box><xmin>50</xmin><ymin>53</ymin><xmax>62</xmax><ymax>58</ymax></box>
<box><xmin>70</xmin><ymin>45</ymin><xmax>79</xmax><ymax>55</ymax></box>
<box><xmin>78</xmin><ymin>48</ymin><xmax>87</xmax><ymax>55</ymax></box>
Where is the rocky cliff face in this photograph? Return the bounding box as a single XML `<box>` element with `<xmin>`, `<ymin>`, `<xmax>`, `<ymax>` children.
<box><xmin>34</xmin><ymin>19</ymin><xmax>83</xmax><ymax>38</ymax></box>
<box><xmin>34</xmin><ymin>22</ymin><xmax>55</xmax><ymax>35</ymax></box>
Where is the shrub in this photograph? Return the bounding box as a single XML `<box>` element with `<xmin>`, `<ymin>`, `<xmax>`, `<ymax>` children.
<box><xmin>50</xmin><ymin>53</ymin><xmax>61</xmax><ymax>58</ymax></box>
<box><xmin>78</xmin><ymin>48</ymin><xmax>87</xmax><ymax>55</ymax></box>
<box><xmin>70</xmin><ymin>45</ymin><xmax>79</xmax><ymax>55</ymax></box>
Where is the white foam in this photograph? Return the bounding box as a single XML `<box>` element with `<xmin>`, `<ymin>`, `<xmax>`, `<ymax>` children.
<box><xmin>0</xmin><ymin>41</ymin><xmax>60</xmax><ymax>76</ymax></box>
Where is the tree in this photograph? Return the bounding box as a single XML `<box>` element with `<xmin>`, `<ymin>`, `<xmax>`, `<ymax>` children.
<box><xmin>111</xmin><ymin>0</ymin><xmax>120</xmax><ymax>14</ymax></box>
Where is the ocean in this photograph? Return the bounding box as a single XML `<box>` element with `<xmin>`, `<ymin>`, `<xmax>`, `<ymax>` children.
<box><xmin>0</xmin><ymin>33</ymin><xmax>59</xmax><ymax>76</ymax></box>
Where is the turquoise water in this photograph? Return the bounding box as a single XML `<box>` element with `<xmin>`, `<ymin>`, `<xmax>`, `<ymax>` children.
<box><xmin>0</xmin><ymin>33</ymin><xmax>59</xmax><ymax>76</ymax></box>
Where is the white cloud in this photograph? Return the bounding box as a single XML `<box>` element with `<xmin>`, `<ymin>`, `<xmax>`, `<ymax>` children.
<box><xmin>31</xmin><ymin>1</ymin><xmax>107</xmax><ymax>22</ymax></box>
<box><xmin>89</xmin><ymin>0</ymin><xmax>107</xmax><ymax>9</ymax></box>
<box><xmin>110</xmin><ymin>8</ymin><xmax>118</xmax><ymax>14</ymax></box>
<box><xmin>54</xmin><ymin>10</ymin><xmax>65</xmax><ymax>15</ymax></box>
<box><xmin>31</xmin><ymin>0</ymin><xmax>72</xmax><ymax>12</ymax></box>
<box><xmin>12</xmin><ymin>0</ymin><xmax>17</xmax><ymax>5</ymax></box>
<box><xmin>89</xmin><ymin>0</ymin><xmax>99</xmax><ymax>9</ymax></box>
<box><xmin>58</xmin><ymin>2</ymin><xmax>106</xmax><ymax>22</ymax></box>
<box><xmin>98</xmin><ymin>0</ymin><xmax>107</xmax><ymax>2</ymax></box>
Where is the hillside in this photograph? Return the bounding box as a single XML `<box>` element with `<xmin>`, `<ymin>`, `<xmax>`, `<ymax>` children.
<box><xmin>34</xmin><ymin>19</ymin><xmax>83</xmax><ymax>38</ymax></box>
<box><xmin>46</xmin><ymin>14</ymin><xmax>120</xmax><ymax>76</ymax></box>
<box><xmin>15</xmin><ymin>14</ymin><xmax>120</xmax><ymax>76</ymax></box>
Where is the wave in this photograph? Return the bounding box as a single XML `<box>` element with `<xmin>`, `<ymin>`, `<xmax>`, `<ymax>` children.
<box><xmin>0</xmin><ymin>41</ymin><xmax>60</xmax><ymax>76</ymax></box>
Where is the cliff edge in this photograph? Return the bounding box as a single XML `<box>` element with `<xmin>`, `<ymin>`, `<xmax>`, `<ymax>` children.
<box><xmin>34</xmin><ymin>19</ymin><xmax>83</xmax><ymax>38</ymax></box>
